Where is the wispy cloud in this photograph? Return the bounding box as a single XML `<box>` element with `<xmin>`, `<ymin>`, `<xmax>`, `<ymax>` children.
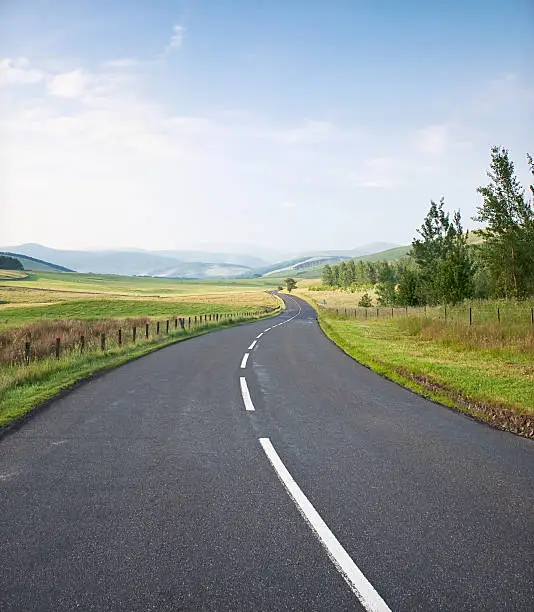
<box><xmin>167</xmin><ymin>24</ymin><xmax>185</xmax><ymax>51</ymax></box>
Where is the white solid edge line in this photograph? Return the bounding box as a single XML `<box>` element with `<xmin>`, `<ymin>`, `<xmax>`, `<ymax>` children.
<box><xmin>240</xmin><ymin>353</ymin><xmax>249</xmax><ymax>369</ymax></box>
<box><xmin>259</xmin><ymin>438</ymin><xmax>391</xmax><ymax>612</ymax></box>
<box><xmin>240</xmin><ymin>377</ymin><xmax>255</xmax><ymax>411</ymax></box>
<box><xmin>248</xmin><ymin>340</ymin><xmax>257</xmax><ymax>350</ymax></box>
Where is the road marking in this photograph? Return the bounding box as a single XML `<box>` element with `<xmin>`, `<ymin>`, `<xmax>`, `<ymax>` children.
<box><xmin>256</xmin><ymin>333</ymin><xmax>263</xmax><ymax>339</ymax></box>
<box><xmin>240</xmin><ymin>353</ymin><xmax>249</xmax><ymax>368</ymax></box>
<box><xmin>264</xmin><ymin>327</ymin><xmax>272</xmax><ymax>332</ymax></box>
<box><xmin>259</xmin><ymin>438</ymin><xmax>391</xmax><ymax>612</ymax></box>
<box><xmin>239</xmin><ymin>377</ymin><xmax>255</xmax><ymax>411</ymax></box>
<box><xmin>248</xmin><ymin>340</ymin><xmax>257</xmax><ymax>350</ymax></box>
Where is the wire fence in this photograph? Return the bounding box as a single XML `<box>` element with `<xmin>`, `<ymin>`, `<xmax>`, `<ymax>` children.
<box><xmin>319</xmin><ymin>302</ymin><xmax>534</xmax><ymax>327</ymax></box>
<box><xmin>1</xmin><ymin>306</ymin><xmax>280</xmax><ymax>366</ymax></box>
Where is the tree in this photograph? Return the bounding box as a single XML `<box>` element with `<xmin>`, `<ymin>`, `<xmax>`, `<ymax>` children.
<box><xmin>412</xmin><ymin>198</ymin><xmax>474</xmax><ymax>304</ymax></box>
<box><xmin>284</xmin><ymin>277</ymin><xmax>297</xmax><ymax>292</ymax></box>
<box><xmin>396</xmin><ymin>268</ymin><xmax>423</xmax><ymax>306</ymax></box>
<box><xmin>358</xmin><ymin>292</ymin><xmax>373</xmax><ymax>307</ymax></box>
<box><xmin>321</xmin><ymin>264</ymin><xmax>334</xmax><ymax>287</ymax></box>
<box><xmin>473</xmin><ymin>146</ymin><xmax>534</xmax><ymax>298</ymax></box>
<box><xmin>0</xmin><ymin>255</ymin><xmax>23</xmax><ymax>270</ymax></box>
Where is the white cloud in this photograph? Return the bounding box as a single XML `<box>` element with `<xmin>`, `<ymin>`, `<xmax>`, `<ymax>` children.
<box><xmin>167</xmin><ymin>24</ymin><xmax>185</xmax><ymax>50</ymax></box>
<box><xmin>0</xmin><ymin>57</ymin><xmax>44</xmax><ymax>85</ymax></box>
<box><xmin>47</xmin><ymin>69</ymin><xmax>87</xmax><ymax>98</ymax></box>
<box><xmin>281</xmin><ymin>201</ymin><xmax>298</xmax><ymax>208</ymax></box>
<box><xmin>415</xmin><ymin>123</ymin><xmax>451</xmax><ymax>156</ymax></box>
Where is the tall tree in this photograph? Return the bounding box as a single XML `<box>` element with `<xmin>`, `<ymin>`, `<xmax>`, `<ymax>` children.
<box><xmin>473</xmin><ymin>147</ymin><xmax>534</xmax><ymax>298</ymax></box>
<box><xmin>412</xmin><ymin>199</ymin><xmax>473</xmax><ymax>304</ymax></box>
<box><xmin>322</xmin><ymin>264</ymin><xmax>334</xmax><ymax>286</ymax></box>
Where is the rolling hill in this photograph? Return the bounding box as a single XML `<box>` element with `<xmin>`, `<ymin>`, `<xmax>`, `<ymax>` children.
<box><xmin>0</xmin><ymin>251</ymin><xmax>73</xmax><ymax>272</ymax></box>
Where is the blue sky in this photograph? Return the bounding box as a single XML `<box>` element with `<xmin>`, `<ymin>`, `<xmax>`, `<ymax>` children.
<box><xmin>1</xmin><ymin>0</ymin><xmax>532</xmax><ymax>253</ymax></box>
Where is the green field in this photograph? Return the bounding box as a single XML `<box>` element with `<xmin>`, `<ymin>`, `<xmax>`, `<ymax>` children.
<box><xmin>299</xmin><ymin>290</ymin><xmax>534</xmax><ymax>437</ymax></box>
<box><xmin>0</xmin><ymin>270</ymin><xmax>282</xmax><ymax>426</ymax></box>
<box><xmin>0</xmin><ymin>270</ymin><xmax>280</xmax><ymax>295</ymax></box>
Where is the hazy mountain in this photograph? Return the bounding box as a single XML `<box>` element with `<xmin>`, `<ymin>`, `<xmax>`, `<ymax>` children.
<box><xmin>3</xmin><ymin>242</ymin><xmax>402</xmax><ymax>279</ymax></box>
<box><xmin>2</xmin><ymin>244</ymin><xmax>253</xmax><ymax>278</ymax></box>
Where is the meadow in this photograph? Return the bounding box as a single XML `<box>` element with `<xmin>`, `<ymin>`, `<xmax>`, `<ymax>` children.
<box><xmin>298</xmin><ymin>288</ymin><xmax>534</xmax><ymax>437</ymax></box>
<box><xmin>0</xmin><ymin>270</ymin><xmax>281</xmax><ymax>425</ymax></box>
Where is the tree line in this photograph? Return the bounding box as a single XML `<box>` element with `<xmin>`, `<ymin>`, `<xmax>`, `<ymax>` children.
<box><xmin>0</xmin><ymin>255</ymin><xmax>24</xmax><ymax>271</ymax></box>
<box><xmin>322</xmin><ymin>147</ymin><xmax>534</xmax><ymax>306</ymax></box>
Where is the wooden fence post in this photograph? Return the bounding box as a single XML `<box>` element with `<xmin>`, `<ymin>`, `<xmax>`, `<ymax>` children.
<box><xmin>376</xmin><ymin>308</ymin><xmax>379</xmax><ymax>318</ymax></box>
<box><xmin>497</xmin><ymin>307</ymin><xmax>500</xmax><ymax>323</ymax></box>
<box><xmin>156</xmin><ymin>321</ymin><xmax>160</xmax><ymax>335</ymax></box>
<box><xmin>80</xmin><ymin>335</ymin><xmax>85</xmax><ymax>353</ymax></box>
<box><xmin>166</xmin><ymin>320</ymin><xmax>169</xmax><ymax>334</ymax></box>
<box><xmin>531</xmin><ymin>308</ymin><xmax>533</xmax><ymax>326</ymax></box>
<box><xmin>444</xmin><ymin>306</ymin><xmax>447</xmax><ymax>322</ymax></box>
<box><xmin>145</xmin><ymin>323</ymin><xmax>149</xmax><ymax>339</ymax></box>
<box><xmin>188</xmin><ymin>316</ymin><xmax>191</xmax><ymax>328</ymax></box>
<box><xmin>55</xmin><ymin>337</ymin><xmax>60</xmax><ymax>359</ymax></box>
<box><xmin>118</xmin><ymin>329</ymin><xmax>122</xmax><ymax>346</ymax></box>
<box><xmin>469</xmin><ymin>307</ymin><xmax>472</xmax><ymax>326</ymax></box>
<box><xmin>133</xmin><ymin>327</ymin><xmax>136</xmax><ymax>342</ymax></box>
<box><xmin>101</xmin><ymin>333</ymin><xmax>106</xmax><ymax>351</ymax></box>
<box><xmin>25</xmin><ymin>341</ymin><xmax>31</xmax><ymax>365</ymax></box>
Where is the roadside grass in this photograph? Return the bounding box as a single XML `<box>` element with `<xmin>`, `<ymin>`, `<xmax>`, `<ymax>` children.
<box><xmin>0</xmin><ymin>308</ymin><xmax>281</xmax><ymax>427</ymax></box>
<box><xmin>299</xmin><ymin>292</ymin><xmax>534</xmax><ymax>437</ymax></box>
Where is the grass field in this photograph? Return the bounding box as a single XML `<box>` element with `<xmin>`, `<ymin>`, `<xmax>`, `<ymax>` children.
<box><xmin>0</xmin><ymin>270</ymin><xmax>281</xmax><ymax>426</ymax></box>
<box><xmin>299</xmin><ymin>288</ymin><xmax>534</xmax><ymax>437</ymax></box>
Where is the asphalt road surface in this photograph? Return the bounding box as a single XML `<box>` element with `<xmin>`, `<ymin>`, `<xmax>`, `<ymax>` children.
<box><xmin>1</xmin><ymin>294</ymin><xmax>533</xmax><ymax>611</ymax></box>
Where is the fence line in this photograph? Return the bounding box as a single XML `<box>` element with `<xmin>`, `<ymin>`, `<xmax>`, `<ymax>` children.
<box><xmin>3</xmin><ymin>305</ymin><xmax>281</xmax><ymax>366</ymax></box>
<box><xmin>321</xmin><ymin>303</ymin><xmax>534</xmax><ymax>327</ymax></box>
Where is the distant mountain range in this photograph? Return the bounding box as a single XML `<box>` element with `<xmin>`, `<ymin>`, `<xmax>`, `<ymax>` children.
<box><xmin>1</xmin><ymin>242</ymin><xmax>406</xmax><ymax>279</ymax></box>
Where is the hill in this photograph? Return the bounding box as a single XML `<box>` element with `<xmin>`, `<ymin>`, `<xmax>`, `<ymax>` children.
<box><xmin>2</xmin><ymin>244</ymin><xmax>254</xmax><ymax>279</ymax></box>
<box><xmin>0</xmin><ymin>251</ymin><xmax>73</xmax><ymax>272</ymax></box>
<box><xmin>264</xmin><ymin>245</ymin><xmax>411</xmax><ymax>279</ymax></box>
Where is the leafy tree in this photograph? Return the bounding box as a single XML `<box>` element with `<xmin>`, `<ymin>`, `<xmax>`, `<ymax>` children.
<box><xmin>358</xmin><ymin>292</ymin><xmax>373</xmax><ymax>307</ymax></box>
<box><xmin>284</xmin><ymin>277</ymin><xmax>297</xmax><ymax>292</ymax></box>
<box><xmin>473</xmin><ymin>146</ymin><xmax>534</xmax><ymax>298</ymax></box>
<box><xmin>0</xmin><ymin>255</ymin><xmax>23</xmax><ymax>270</ymax></box>
<box><xmin>412</xmin><ymin>198</ymin><xmax>474</xmax><ymax>304</ymax></box>
<box><xmin>396</xmin><ymin>268</ymin><xmax>423</xmax><ymax>306</ymax></box>
<box><xmin>321</xmin><ymin>264</ymin><xmax>334</xmax><ymax>287</ymax></box>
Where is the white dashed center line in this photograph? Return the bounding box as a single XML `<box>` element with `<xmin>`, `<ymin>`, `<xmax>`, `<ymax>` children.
<box><xmin>240</xmin><ymin>353</ymin><xmax>249</xmax><ymax>369</ymax></box>
<box><xmin>240</xmin><ymin>377</ymin><xmax>255</xmax><ymax>411</ymax></box>
<box><xmin>248</xmin><ymin>340</ymin><xmax>257</xmax><ymax>350</ymax></box>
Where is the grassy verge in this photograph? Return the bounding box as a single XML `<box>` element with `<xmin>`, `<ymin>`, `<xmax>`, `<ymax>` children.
<box><xmin>0</xmin><ymin>310</ymin><xmax>279</xmax><ymax>428</ymax></box>
<box><xmin>299</xmin><ymin>293</ymin><xmax>534</xmax><ymax>438</ymax></box>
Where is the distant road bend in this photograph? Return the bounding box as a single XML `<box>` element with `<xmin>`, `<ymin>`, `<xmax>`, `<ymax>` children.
<box><xmin>1</xmin><ymin>294</ymin><xmax>533</xmax><ymax>611</ymax></box>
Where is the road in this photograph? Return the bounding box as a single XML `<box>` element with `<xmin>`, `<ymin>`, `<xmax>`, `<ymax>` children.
<box><xmin>1</xmin><ymin>294</ymin><xmax>533</xmax><ymax>611</ymax></box>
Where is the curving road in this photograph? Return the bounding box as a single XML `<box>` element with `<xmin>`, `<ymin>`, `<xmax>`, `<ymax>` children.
<box><xmin>1</xmin><ymin>294</ymin><xmax>533</xmax><ymax>611</ymax></box>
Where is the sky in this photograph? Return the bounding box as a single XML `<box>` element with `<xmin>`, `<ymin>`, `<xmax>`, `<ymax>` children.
<box><xmin>1</xmin><ymin>0</ymin><xmax>533</xmax><ymax>253</ymax></box>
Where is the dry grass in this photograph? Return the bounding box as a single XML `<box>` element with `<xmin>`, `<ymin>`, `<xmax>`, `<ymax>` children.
<box><xmin>298</xmin><ymin>288</ymin><xmax>377</xmax><ymax>308</ymax></box>
<box><xmin>0</xmin><ymin>270</ymin><xmax>29</xmax><ymax>281</ymax></box>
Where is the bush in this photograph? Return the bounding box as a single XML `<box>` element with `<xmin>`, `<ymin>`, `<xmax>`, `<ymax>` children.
<box><xmin>358</xmin><ymin>292</ymin><xmax>373</xmax><ymax>307</ymax></box>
